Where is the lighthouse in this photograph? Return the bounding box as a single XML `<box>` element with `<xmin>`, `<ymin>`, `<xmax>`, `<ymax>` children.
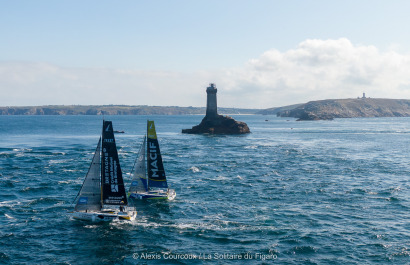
<box><xmin>182</xmin><ymin>82</ymin><xmax>250</xmax><ymax>134</ymax></box>
<box><xmin>206</xmin><ymin>83</ymin><xmax>218</xmax><ymax>118</ymax></box>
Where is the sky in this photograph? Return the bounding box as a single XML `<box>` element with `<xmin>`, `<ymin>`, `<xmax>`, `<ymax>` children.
<box><xmin>1</xmin><ymin>0</ymin><xmax>410</xmax><ymax>109</ymax></box>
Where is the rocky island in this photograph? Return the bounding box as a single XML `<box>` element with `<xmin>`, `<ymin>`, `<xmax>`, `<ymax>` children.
<box><xmin>182</xmin><ymin>83</ymin><xmax>250</xmax><ymax>134</ymax></box>
<box><xmin>265</xmin><ymin>97</ymin><xmax>410</xmax><ymax>121</ymax></box>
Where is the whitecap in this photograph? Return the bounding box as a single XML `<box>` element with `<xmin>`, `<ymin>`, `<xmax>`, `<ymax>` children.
<box><xmin>58</xmin><ymin>180</ymin><xmax>72</xmax><ymax>184</ymax></box>
<box><xmin>214</xmin><ymin>176</ymin><xmax>228</xmax><ymax>181</ymax></box>
<box><xmin>84</xmin><ymin>225</ymin><xmax>98</xmax><ymax>229</ymax></box>
<box><xmin>0</xmin><ymin>199</ymin><xmax>26</xmax><ymax>207</ymax></box>
<box><xmin>188</xmin><ymin>166</ymin><xmax>200</xmax><ymax>173</ymax></box>
<box><xmin>5</xmin><ymin>214</ymin><xmax>15</xmax><ymax>219</ymax></box>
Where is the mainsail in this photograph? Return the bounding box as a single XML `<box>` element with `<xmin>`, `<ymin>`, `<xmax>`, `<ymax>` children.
<box><xmin>147</xmin><ymin>120</ymin><xmax>168</xmax><ymax>188</ymax></box>
<box><xmin>129</xmin><ymin>136</ymin><xmax>148</xmax><ymax>193</ymax></box>
<box><xmin>101</xmin><ymin>120</ymin><xmax>128</xmax><ymax>206</ymax></box>
<box><xmin>75</xmin><ymin>138</ymin><xmax>102</xmax><ymax>212</ymax></box>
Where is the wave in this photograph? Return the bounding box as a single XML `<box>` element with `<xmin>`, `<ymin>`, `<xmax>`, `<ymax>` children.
<box><xmin>4</xmin><ymin>214</ymin><xmax>15</xmax><ymax>219</ymax></box>
<box><xmin>20</xmin><ymin>186</ymin><xmax>51</xmax><ymax>193</ymax></box>
<box><xmin>0</xmin><ymin>180</ymin><xmax>17</xmax><ymax>188</ymax></box>
<box><xmin>26</xmin><ymin>197</ymin><xmax>62</xmax><ymax>206</ymax></box>
<box><xmin>188</xmin><ymin>166</ymin><xmax>200</xmax><ymax>173</ymax></box>
<box><xmin>0</xmin><ymin>199</ymin><xmax>27</xmax><ymax>208</ymax></box>
<box><xmin>0</xmin><ymin>252</ymin><xmax>10</xmax><ymax>261</ymax></box>
<box><xmin>286</xmin><ymin>245</ymin><xmax>317</xmax><ymax>255</ymax></box>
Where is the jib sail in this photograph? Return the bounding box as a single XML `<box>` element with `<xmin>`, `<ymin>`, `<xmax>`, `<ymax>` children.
<box><xmin>74</xmin><ymin>137</ymin><xmax>102</xmax><ymax>212</ymax></box>
<box><xmin>129</xmin><ymin>136</ymin><xmax>148</xmax><ymax>193</ymax></box>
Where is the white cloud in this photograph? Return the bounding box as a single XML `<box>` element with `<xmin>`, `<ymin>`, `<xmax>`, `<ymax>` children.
<box><xmin>219</xmin><ymin>38</ymin><xmax>410</xmax><ymax>108</ymax></box>
<box><xmin>2</xmin><ymin>38</ymin><xmax>410</xmax><ymax>109</ymax></box>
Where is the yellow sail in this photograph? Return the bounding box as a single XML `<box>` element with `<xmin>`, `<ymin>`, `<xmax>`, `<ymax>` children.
<box><xmin>147</xmin><ymin>120</ymin><xmax>157</xmax><ymax>140</ymax></box>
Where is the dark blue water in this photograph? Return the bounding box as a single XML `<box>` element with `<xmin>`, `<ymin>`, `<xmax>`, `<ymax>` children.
<box><xmin>0</xmin><ymin>115</ymin><xmax>409</xmax><ymax>264</ymax></box>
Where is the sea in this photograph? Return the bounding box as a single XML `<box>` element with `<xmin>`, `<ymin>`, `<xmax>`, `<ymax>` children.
<box><xmin>0</xmin><ymin>115</ymin><xmax>409</xmax><ymax>265</ymax></box>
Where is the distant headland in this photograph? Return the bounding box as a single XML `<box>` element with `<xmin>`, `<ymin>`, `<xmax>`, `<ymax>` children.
<box><xmin>258</xmin><ymin>97</ymin><xmax>410</xmax><ymax>121</ymax></box>
<box><xmin>0</xmin><ymin>105</ymin><xmax>259</xmax><ymax>116</ymax></box>
<box><xmin>4</xmin><ymin>97</ymin><xmax>410</xmax><ymax>121</ymax></box>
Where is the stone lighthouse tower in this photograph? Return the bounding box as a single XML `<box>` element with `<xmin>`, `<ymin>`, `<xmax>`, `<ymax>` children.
<box><xmin>181</xmin><ymin>82</ymin><xmax>250</xmax><ymax>134</ymax></box>
<box><xmin>206</xmin><ymin>83</ymin><xmax>218</xmax><ymax>118</ymax></box>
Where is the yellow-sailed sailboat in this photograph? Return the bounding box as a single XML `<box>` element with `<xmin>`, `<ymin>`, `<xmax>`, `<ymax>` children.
<box><xmin>128</xmin><ymin>120</ymin><xmax>176</xmax><ymax>200</ymax></box>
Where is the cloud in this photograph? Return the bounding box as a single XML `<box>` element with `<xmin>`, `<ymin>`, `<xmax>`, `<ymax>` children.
<box><xmin>2</xmin><ymin>38</ymin><xmax>410</xmax><ymax>108</ymax></box>
<box><xmin>219</xmin><ymin>38</ymin><xmax>410</xmax><ymax>108</ymax></box>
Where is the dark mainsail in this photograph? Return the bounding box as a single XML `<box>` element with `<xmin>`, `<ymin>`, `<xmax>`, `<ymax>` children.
<box><xmin>147</xmin><ymin>120</ymin><xmax>168</xmax><ymax>188</ymax></box>
<box><xmin>101</xmin><ymin>120</ymin><xmax>128</xmax><ymax>206</ymax></box>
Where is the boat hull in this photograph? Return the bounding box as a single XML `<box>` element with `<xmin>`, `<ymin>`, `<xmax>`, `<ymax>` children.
<box><xmin>129</xmin><ymin>189</ymin><xmax>176</xmax><ymax>200</ymax></box>
<box><xmin>72</xmin><ymin>210</ymin><xmax>136</xmax><ymax>222</ymax></box>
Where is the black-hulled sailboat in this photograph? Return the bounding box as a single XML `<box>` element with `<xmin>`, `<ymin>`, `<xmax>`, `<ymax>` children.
<box><xmin>72</xmin><ymin>120</ymin><xmax>137</xmax><ymax>221</ymax></box>
<box><xmin>128</xmin><ymin>120</ymin><xmax>176</xmax><ymax>200</ymax></box>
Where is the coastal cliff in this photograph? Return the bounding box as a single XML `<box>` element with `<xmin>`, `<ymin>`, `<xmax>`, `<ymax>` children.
<box><xmin>272</xmin><ymin>98</ymin><xmax>410</xmax><ymax>121</ymax></box>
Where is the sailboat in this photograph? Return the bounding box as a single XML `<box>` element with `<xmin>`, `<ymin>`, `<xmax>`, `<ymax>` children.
<box><xmin>72</xmin><ymin>120</ymin><xmax>137</xmax><ymax>222</ymax></box>
<box><xmin>128</xmin><ymin>120</ymin><xmax>176</xmax><ymax>200</ymax></box>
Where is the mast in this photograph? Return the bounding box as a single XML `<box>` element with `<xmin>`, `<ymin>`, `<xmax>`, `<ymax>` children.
<box><xmin>146</xmin><ymin>122</ymin><xmax>149</xmax><ymax>191</ymax></box>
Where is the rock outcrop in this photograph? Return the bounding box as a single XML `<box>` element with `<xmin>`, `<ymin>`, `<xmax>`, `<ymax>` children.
<box><xmin>182</xmin><ymin>114</ymin><xmax>250</xmax><ymax>134</ymax></box>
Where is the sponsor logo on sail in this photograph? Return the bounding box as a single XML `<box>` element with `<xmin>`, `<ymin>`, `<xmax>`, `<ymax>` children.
<box><xmin>78</xmin><ymin>197</ymin><xmax>88</xmax><ymax>204</ymax></box>
<box><xmin>149</xmin><ymin>142</ymin><xmax>159</xmax><ymax>178</ymax></box>
<box><xmin>102</xmin><ymin>147</ymin><xmax>119</xmax><ymax>193</ymax></box>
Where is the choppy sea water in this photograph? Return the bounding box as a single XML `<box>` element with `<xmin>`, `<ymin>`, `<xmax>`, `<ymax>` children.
<box><xmin>0</xmin><ymin>115</ymin><xmax>409</xmax><ymax>264</ymax></box>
